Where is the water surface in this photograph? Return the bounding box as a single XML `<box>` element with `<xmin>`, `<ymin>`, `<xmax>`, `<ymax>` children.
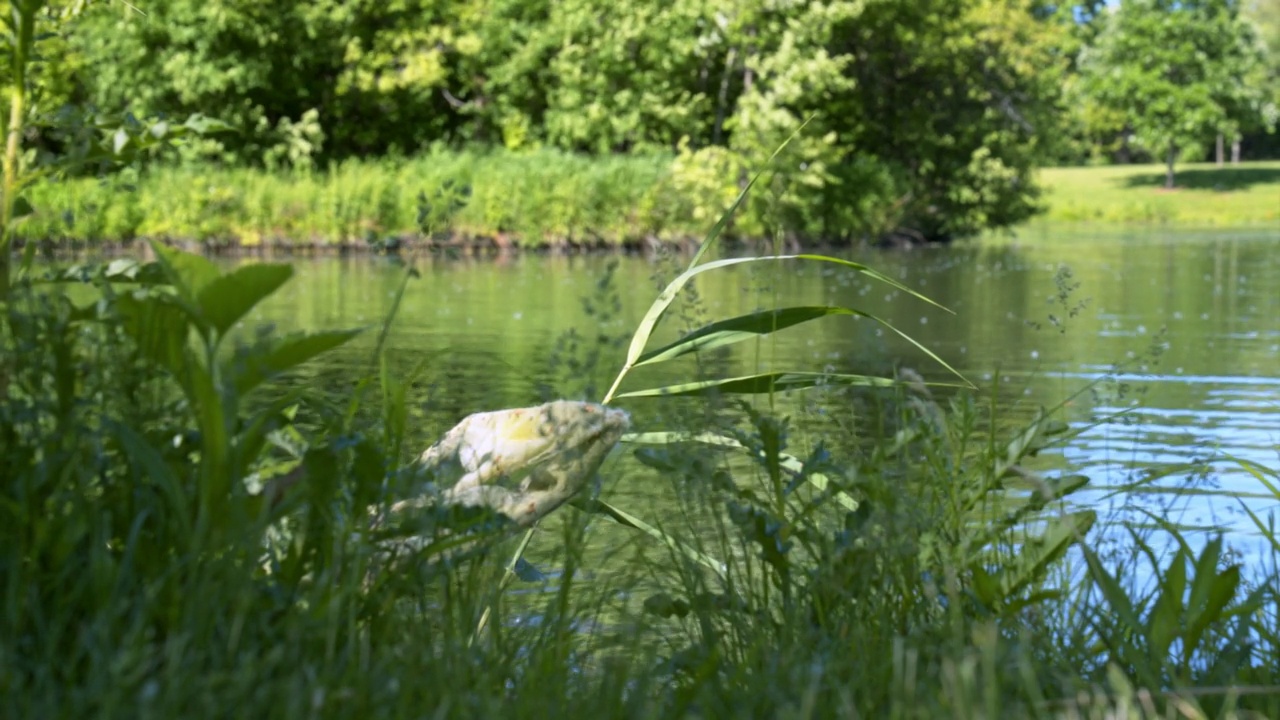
<box><xmin>243</xmin><ymin>229</ymin><xmax>1280</xmax><ymax>566</ymax></box>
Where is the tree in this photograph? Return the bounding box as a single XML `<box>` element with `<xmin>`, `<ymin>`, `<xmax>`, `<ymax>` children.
<box><xmin>1080</xmin><ymin>0</ymin><xmax>1274</xmax><ymax>187</ymax></box>
<box><xmin>718</xmin><ymin>0</ymin><xmax>1070</xmax><ymax>242</ymax></box>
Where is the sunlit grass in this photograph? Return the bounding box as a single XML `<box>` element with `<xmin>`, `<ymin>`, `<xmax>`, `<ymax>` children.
<box><xmin>1024</xmin><ymin>161</ymin><xmax>1280</xmax><ymax>230</ymax></box>
<box><xmin>19</xmin><ymin>150</ymin><xmax>683</xmax><ymax>250</ymax></box>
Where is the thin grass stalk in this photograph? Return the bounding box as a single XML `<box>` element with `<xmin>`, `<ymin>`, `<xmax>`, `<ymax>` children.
<box><xmin>1</xmin><ymin>2</ymin><xmax>36</xmax><ymax>299</ymax></box>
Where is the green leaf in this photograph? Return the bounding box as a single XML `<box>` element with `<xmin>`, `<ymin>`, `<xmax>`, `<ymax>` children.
<box><xmin>11</xmin><ymin>194</ymin><xmax>33</xmax><ymax>220</ymax></box>
<box><xmin>988</xmin><ymin>510</ymin><xmax>1096</xmax><ymax>603</ymax></box>
<box><xmin>616</xmin><ymin>371</ymin><xmax>967</xmax><ymax>399</ymax></box>
<box><xmin>635</xmin><ymin>304</ymin><xmax>968</xmax><ymax>383</ymax></box>
<box><xmin>183</xmin><ymin>113</ymin><xmax>235</xmax><ymax>135</ymax></box>
<box><xmin>105</xmin><ymin>420</ymin><xmax>191</xmax><ymax>537</ymax></box>
<box><xmin>1147</xmin><ymin>548</ymin><xmax>1187</xmax><ymax>666</ymax></box>
<box><xmin>570</xmin><ymin>498</ymin><xmax>726</xmax><ymax>579</ymax></box>
<box><xmin>1184</xmin><ymin>563</ymin><xmax>1241</xmax><ymax>667</ymax></box>
<box><xmin>635</xmin><ymin>306</ymin><xmax>851</xmax><ymax>366</ymax></box>
<box><xmin>149</xmin><ymin>239</ymin><xmax>221</xmax><ymax>301</ymax></box>
<box><xmin>195</xmin><ymin>262</ymin><xmax>294</xmax><ymax>335</ymax></box>
<box><xmin>1082</xmin><ymin>543</ymin><xmax>1144</xmax><ymax>634</ymax></box>
<box><xmin>234</xmin><ymin>329</ymin><xmax>362</xmax><ymax>396</ymax></box>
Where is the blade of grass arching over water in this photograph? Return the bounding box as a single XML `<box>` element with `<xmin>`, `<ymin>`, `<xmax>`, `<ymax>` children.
<box><xmin>615</xmin><ymin>371</ymin><xmax>970</xmax><ymax>399</ymax></box>
<box><xmin>622</xmin><ymin>431</ymin><xmax>858</xmax><ymax>512</ymax></box>
<box><xmin>632</xmin><ymin>304</ymin><xmax>969</xmax><ymax>384</ymax></box>
<box><xmin>603</xmin><ymin>254</ymin><xmax>964</xmax><ymax>403</ymax></box>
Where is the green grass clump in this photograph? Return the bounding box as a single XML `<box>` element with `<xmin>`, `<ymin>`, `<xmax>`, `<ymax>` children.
<box><xmin>21</xmin><ymin>156</ymin><xmax>1280</xmax><ymax>251</ymax></box>
<box><xmin>4</xmin><ymin>235</ymin><xmax>1280</xmax><ymax>719</ymax></box>
<box><xmin>17</xmin><ymin>149</ymin><xmax>712</xmax><ymax>250</ymax></box>
<box><xmin>1025</xmin><ymin>161</ymin><xmax>1280</xmax><ymax>229</ymax></box>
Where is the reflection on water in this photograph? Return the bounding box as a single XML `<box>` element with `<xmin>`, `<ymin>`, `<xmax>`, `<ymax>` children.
<box><xmin>240</xmin><ymin>230</ymin><xmax>1279</xmax><ymax>563</ymax></box>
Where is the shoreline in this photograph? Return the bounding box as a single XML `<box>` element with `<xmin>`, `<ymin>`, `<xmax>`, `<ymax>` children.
<box><xmin>15</xmin><ymin>221</ymin><xmax>1278</xmax><ymax>262</ymax></box>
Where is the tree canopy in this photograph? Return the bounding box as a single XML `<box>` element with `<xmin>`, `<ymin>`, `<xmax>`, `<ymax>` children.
<box><xmin>1080</xmin><ymin>0</ymin><xmax>1275</xmax><ymax>186</ymax></box>
<box><xmin>9</xmin><ymin>0</ymin><xmax>1275</xmax><ymax>242</ymax></box>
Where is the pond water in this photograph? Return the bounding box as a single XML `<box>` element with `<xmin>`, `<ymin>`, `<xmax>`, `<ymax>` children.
<box><xmin>242</xmin><ymin>228</ymin><xmax>1280</xmax><ymax>571</ymax></box>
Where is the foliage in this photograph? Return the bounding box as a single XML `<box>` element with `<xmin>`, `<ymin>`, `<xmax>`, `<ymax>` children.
<box><xmin>7</xmin><ymin>236</ymin><xmax>1280</xmax><ymax>718</ymax></box>
<box><xmin>45</xmin><ymin>0</ymin><xmax>1092</xmax><ymax>243</ymax></box>
<box><xmin>6</xmin><ymin>5</ymin><xmax>1280</xmax><ymax>718</ymax></box>
<box><xmin>1079</xmin><ymin>0</ymin><xmax>1277</xmax><ymax>187</ymax></box>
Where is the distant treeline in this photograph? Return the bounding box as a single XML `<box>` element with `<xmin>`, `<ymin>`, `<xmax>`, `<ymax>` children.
<box><xmin>15</xmin><ymin>0</ymin><xmax>1280</xmax><ymax>243</ymax></box>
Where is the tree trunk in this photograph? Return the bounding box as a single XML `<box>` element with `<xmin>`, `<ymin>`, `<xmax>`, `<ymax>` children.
<box><xmin>712</xmin><ymin>47</ymin><xmax>737</xmax><ymax>146</ymax></box>
<box><xmin>1216</xmin><ymin>133</ymin><xmax>1224</xmax><ymax>166</ymax></box>
<box><xmin>1231</xmin><ymin>137</ymin><xmax>1241</xmax><ymax>164</ymax></box>
<box><xmin>1165</xmin><ymin>144</ymin><xmax>1176</xmax><ymax>189</ymax></box>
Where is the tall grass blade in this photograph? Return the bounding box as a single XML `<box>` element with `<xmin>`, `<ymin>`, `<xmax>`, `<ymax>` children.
<box><xmin>571</xmin><ymin>498</ymin><xmax>727</xmax><ymax>579</ymax></box>
<box><xmin>684</xmin><ymin>115</ymin><xmax>814</xmax><ymax>270</ymax></box>
<box><xmin>616</xmin><ymin>371</ymin><xmax>968</xmax><ymax>399</ymax></box>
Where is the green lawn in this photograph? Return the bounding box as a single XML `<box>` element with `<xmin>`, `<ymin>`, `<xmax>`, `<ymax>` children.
<box><xmin>1027</xmin><ymin>161</ymin><xmax>1280</xmax><ymax>229</ymax></box>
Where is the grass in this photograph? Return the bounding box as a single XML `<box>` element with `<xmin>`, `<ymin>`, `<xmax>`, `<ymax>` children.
<box><xmin>3</xmin><ymin>233</ymin><xmax>1280</xmax><ymax>719</ymax></box>
<box><xmin>18</xmin><ymin>154</ymin><xmax>1279</xmax><ymax>253</ymax></box>
<box><xmin>17</xmin><ymin>149</ymin><xmax>702</xmax><ymax>250</ymax></box>
<box><xmin>1024</xmin><ymin>161</ymin><xmax>1280</xmax><ymax>230</ymax></box>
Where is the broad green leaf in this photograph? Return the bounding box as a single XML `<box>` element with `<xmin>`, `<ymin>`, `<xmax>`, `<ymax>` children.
<box><xmin>183</xmin><ymin>113</ymin><xmax>235</xmax><ymax>135</ymax></box>
<box><xmin>616</xmin><ymin>371</ymin><xmax>968</xmax><ymax>399</ymax></box>
<box><xmin>149</xmin><ymin>239</ymin><xmax>221</xmax><ymax>301</ymax></box>
<box><xmin>1184</xmin><ymin>565</ymin><xmax>1240</xmax><ymax>667</ymax></box>
<box><xmin>96</xmin><ymin>258</ymin><xmax>168</xmax><ymax>285</ymax></box>
<box><xmin>1147</xmin><ymin>548</ymin><xmax>1187</xmax><ymax>666</ymax></box>
<box><xmin>635</xmin><ymin>306</ymin><xmax>851</xmax><ymax>366</ymax></box>
<box><xmin>154</xmin><ymin>348</ymin><xmax>235</xmax><ymax>538</ymax></box>
<box><xmin>235</xmin><ymin>392</ymin><xmax>307</xmax><ymax>481</ymax></box>
<box><xmin>234</xmin><ymin>329</ymin><xmax>362</xmax><ymax>396</ymax></box>
<box><xmin>571</xmin><ymin>498</ymin><xmax>726</xmax><ymax>579</ymax></box>
<box><xmin>11</xmin><ymin>195</ymin><xmax>33</xmax><ymax>220</ymax></box>
<box><xmin>988</xmin><ymin>510</ymin><xmax>1096</xmax><ymax>602</ymax></box>
<box><xmin>635</xmin><ymin>304</ymin><xmax>969</xmax><ymax>383</ymax></box>
<box><xmin>196</xmin><ymin>262</ymin><xmax>294</xmax><ymax>335</ymax></box>
<box><xmin>1082</xmin><ymin>543</ymin><xmax>1144</xmax><ymax>634</ymax></box>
